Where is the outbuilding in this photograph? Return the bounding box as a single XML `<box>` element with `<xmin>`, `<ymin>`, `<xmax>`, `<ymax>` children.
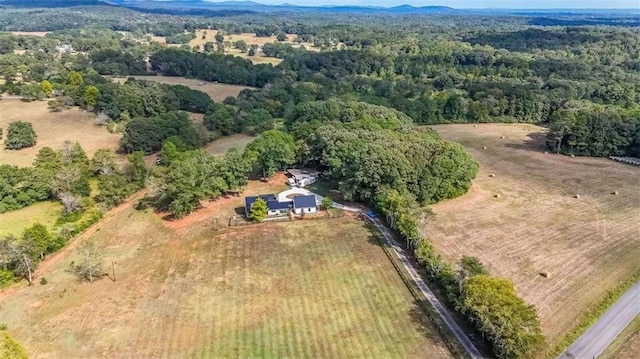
<box><xmin>293</xmin><ymin>195</ymin><xmax>318</xmax><ymax>215</ymax></box>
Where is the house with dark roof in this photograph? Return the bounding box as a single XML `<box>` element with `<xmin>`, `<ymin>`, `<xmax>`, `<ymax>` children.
<box><xmin>293</xmin><ymin>195</ymin><xmax>318</xmax><ymax>215</ymax></box>
<box><xmin>245</xmin><ymin>193</ymin><xmax>319</xmax><ymax>218</ymax></box>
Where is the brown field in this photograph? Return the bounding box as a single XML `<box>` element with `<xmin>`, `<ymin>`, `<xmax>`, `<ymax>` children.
<box><xmin>8</xmin><ymin>31</ymin><xmax>50</xmax><ymax>37</ymax></box>
<box><xmin>0</xmin><ymin>99</ymin><xmax>121</xmax><ymax>167</ymax></box>
<box><xmin>111</xmin><ymin>75</ymin><xmax>250</xmax><ymax>102</ymax></box>
<box><xmin>601</xmin><ymin>315</ymin><xmax>640</xmax><ymax>359</ymax></box>
<box><xmin>425</xmin><ymin>123</ymin><xmax>640</xmax><ymax>349</ymax></box>
<box><xmin>204</xmin><ymin>133</ymin><xmax>255</xmax><ymax>155</ymax></box>
<box><xmin>0</xmin><ymin>176</ymin><xmax>451</xmax><ymax>359</ymax></box>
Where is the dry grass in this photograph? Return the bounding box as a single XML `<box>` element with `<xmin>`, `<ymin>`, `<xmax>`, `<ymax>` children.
<box><xmin>0</xmin><ymin>201</ymin><xmax>62</xmax><ymax>237</ymax></box>
<box><xmin>0</xmin><ymin>176</ymin><xmax>452</xmax><ymax>358</ymax></box>
<box><xmin>9</xmin><ymin>31</ymin><xmax>50</xmax><ymax>37</ymax></box>
<box><xmin>425</xmin><ymin>123</ymin><xmax>640</xmax><ymax>349</ymax></box>
<box><xmin>0</xmin><ymin>99</ymin><xmax>121</xmax><ymax>167</ymax></box>
<box><xmin>204</xmin><ymin>133</ymin><xmax>255</xmax><ymax>156</ymax></box>
<box><xmin>600</xmin><ymin>315</ymin><xmax>640</xmax><ymax>359</ymax></box>
<box><xmin>111</xmin><ymin>75</ymin><xmax>250</xmax><ymax>102</ymax></box>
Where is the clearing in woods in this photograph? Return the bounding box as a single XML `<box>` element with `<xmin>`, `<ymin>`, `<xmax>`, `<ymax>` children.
<box><xmin>0</xmin><ymin>176</ymin><xmax>452</xmax><ymax>358</ymax></box>
<box><xmin>0</xmin><ymin>201</ymin><xmax>61</xmax><ymax>237</ymax></box>
<box><xmin>426</xmin><ymin>123</ymin><xmax>640</xmax><ymax>350</ymax></box>
<box><xmin>0</xmin><ymin>99</ymin><xmax>121</xmax><ymax>167</ymax></box>
<box><xmin>110</xmin><ymin>75</ymin><xmax>251</xmax><ymax>102</ymax></box>
<box><xmin>204</xmin><ymin>133</ymin><xmax>255</xmax><ymax>156</ymax></box>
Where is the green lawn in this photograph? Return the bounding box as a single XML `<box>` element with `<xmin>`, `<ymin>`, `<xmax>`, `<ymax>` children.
<box><xmin>0</xmin><ymin>201</ymin><xmax>62</xmax><ymax>237</ymax></box>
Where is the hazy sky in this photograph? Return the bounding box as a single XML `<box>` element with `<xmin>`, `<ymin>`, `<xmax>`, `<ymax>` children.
<box><xmin>209</xmin><ymin>0</ymin><xmax>640</xmax><ymax>8</ymax></box>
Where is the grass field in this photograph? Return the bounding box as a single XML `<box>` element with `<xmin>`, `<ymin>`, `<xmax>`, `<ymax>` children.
<box><xmin>425</xmin><ymin>123</ymin><xmax>640</xmax><ymax>349</ymax></box>
<box><xmin>0</xmin><ymin>201</ymin><xmax>62</xmax><ymax>237</ymax></box>
<box><xmin>204</xmin><ymin>133</ymin><xmax>255</xmax><ymax>155</ymax></box>
<box><xmin>0</xmin><ymin>99</ymin><xmax>121</xmax><ymax>167</ymax></box>
<box><xmin>601</xmin><ymin>315</ymin><xmax>640</xmax><ymax>359</ymax></box>
<box><xmin>0</xmin><ymin>176</ymin><xmax>452</xmax><ymax>358</ymax></box>
<box><xmin>8</xmin><ymin>31</ymin><xmax>50</xmax><ymax>37</ymax></box>
<box><xmin>111</xmin><ymin>75</ymin><xmax>251</xmax><ymax>102</ymax></box>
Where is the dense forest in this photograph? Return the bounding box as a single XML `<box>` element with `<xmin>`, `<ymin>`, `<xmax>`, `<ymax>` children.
<box><xmin>0</xmin><ymin>4</ymin><xmax>638</xmax><ymax>358</ymax></box>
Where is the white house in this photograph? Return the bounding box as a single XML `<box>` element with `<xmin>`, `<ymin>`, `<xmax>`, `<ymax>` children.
<box><xmin>293</xmin><ymin>195</ymin><xmax>318</xmax><ymax>215</ymax></box>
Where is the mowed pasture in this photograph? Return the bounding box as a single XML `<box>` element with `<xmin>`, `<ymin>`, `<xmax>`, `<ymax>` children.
<box><xmin>0</xmin><ymin>184</ymin><xmax>452</xmax><ymax>358</ymax></box>
<box><xmin>111</xmin><ymin>75</ymin><xmax>250</xmax><ymax>102</ymax></box>
<box><xmin>204</xmin><ymin>133</ymin><xmax>255</xmax><ymax>156</ymax></box>
<box><xmin>426</xmin><ymin>124</ymin><xmax>640</xmax><ymax>348</ymax></box>
<box><xmin>0</xmin><ymin>201</ymin><xmax>61</xmax><ymax>237</ymax></box>
<box><xmin>0</xmin><ymin>99</ymin><xmax>121</xmax><ymax>167</ymax></box>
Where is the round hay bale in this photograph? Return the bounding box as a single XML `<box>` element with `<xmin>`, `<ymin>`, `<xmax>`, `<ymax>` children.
<box><xmin>540</xmin><ymin>271</ymin><xmax>550</xmax><ymax>278</ymax></box>
<box><xmin>483</xmin><ymin>146</ymin><xmax>487</xmax><ymax>150</ymax></box>
<box><xmin>570</xmin><ymin>154</ymin><xmax>576</xmax><ymax>158</ymax></box>
<box><xmin>500</xmin><ymin>136</ymin><xmax>505</xmax><ymax>139</ymax></box>
<box><xmin>613</xmin><ymin>191</ymin><xmax>619</xmax><ymax>196</ymax></box>
<box><xmin>544</xmin><ymin>151</ymin><xmax>548</xmax><ymax>155</ymax></box>
<box><xmin>474</xmin><ymin>124</ymin><xmax>478</xmax><ymax>128</ymax></box>
<box><xmin>489</xmin><ymin>173</ymin><xmax>495</xmax><ymax>177</ymax></box>
<box><xmin>574</xmin><ymin>194</ymin><xmax>580</xmax><ymax>199</ymax></box>
<box><xmin>494</xmin><ymin>194</ymin><xmax>501</xmax><ymax>199</ymax></box>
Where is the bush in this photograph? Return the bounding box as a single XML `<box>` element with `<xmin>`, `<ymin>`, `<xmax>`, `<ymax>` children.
<box><xmin>40</xmin><ymin>277</ymin><xmax>48</xmax><ymax>285</ymax></box>
<box><xmin>0</xmin><ymin>270</ymin><xmax>14</xmax><ymax>288</ymax></box>
<box><xmin>4</xmin><ymin>121</ymin><xmax>37</xmax><ymax>150</ymax></box>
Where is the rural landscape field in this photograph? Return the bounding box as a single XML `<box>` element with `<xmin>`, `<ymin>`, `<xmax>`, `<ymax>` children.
<box><xmin>111</xmin><ymin>76</ymin><xmax>250</xmax><ymax>102</ymax></box>
<box><xmin>0</xmin><ymin>98</ymin><xmax>120</xmax><ymax>167</ymax></box>
<box><xmin>0</xmin><ymin>177</ymin><xmax>451</xmax><ymax>358</ymax></box>
<box><xmin>427</xmin><ymin>124</ymin><xmax>640</xmax><ymax>348</ymax></box>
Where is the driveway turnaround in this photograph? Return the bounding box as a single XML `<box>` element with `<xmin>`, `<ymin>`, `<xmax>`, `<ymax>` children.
<box><xmin>558</xmin><ymin>281</ymin><xmax>640</xmax><ymax>359</ymax></box>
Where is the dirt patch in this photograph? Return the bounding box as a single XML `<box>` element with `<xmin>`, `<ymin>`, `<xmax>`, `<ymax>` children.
<box><xmin>426</xmin><ymin>123</ymin><xmax>640</xmax><ymax>349</ymax></box>
<box><xmin>0</xmin><ymin>99</ymin><xmax>121</xmax><ymax>167</ymax></box>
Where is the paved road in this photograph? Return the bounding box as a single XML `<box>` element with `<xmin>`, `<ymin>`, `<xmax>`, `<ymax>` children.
<box><xmin>369</xmin><ymin>216</ymin><xmax>486</xmax><ymax>359</ymax></box>
<box><xmin>559</xmin><ymin>281</ymin><xmax>640</xmax><ymax>359</ymax></box>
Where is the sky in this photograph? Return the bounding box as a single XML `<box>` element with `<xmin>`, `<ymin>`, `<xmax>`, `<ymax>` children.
<box><xmin>206</xmin><ymin>0</ymin><xmax>640</xmax><ymax>9</ymax></box>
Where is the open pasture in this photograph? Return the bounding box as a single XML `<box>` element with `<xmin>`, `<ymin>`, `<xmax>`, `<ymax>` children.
<box><xmin>111</xmin><ymin>75</ymin><xmax>250</xmax><ymax>102</ymax></box>
<box><xmin>426</xmin><ymin>123</ymin><xmax>640</xmax><ymax>349</ymax></box>
<box><xmin>0</xmin><ymin>186</ymin><xmax>451</xmax><ymax>358</ymax></box>
<box><xmin>0</xmin><ymin>99</ymin><xmax>121</xmax><ymax>167</ymax></box>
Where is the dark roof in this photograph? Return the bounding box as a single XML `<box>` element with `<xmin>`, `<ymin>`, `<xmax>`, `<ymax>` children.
<box><xmin>293</xmin><ymin>195</ymin><xmax>317</xmax><ymax>208</ymax></box>
<box><xmin>245</xmin><ymin>194</ymin><xmax>277</xmax><ymax>209</ymax></box>
<box><xmin>267</xmin><ymin>200</ymin><xmax>291</xmax><ymax>210</ymax></box>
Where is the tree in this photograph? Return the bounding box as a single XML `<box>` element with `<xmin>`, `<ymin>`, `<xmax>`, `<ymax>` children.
<box><xmin>234</xmin><ymin>40</ymin><xmax>248</xmax><ymax>52</ymax></box>
<box><xmin>247</xmin><ymin>48</ymin><xmax>256</xmax><ymax>56</ymax></box>
<box><xmin>92</xmin><ymin>148</ymin><xmax>116</xmax><ymax>175</ymax></box>
<box><xmin>84</xmin><ymin>86</ymin><xmax>99</xmax><ymax>107</ymax></box>
<box><xmin>1</xmin><ymin>235</ymin><xmax>35</xmax><ymax>286</ymax></box>
<box><xmin>40</xmin><ymin>80</ymin><xmax>53</xmax><ymax>98</ymax></box>
<box><xmin>4</xmin><ymin>121</ymin><xmax>36</xmax><ymax>150</ymax></box>
<box><xmin>276</xmin><ymin>32</ymin><xmax>288</xmax><ymax>42</ymax></box>
<box><xmin>58</xmin><ymin>192</ymin><xmax>83</xmax><ymax>214</ymax></box>
<box><xmin>248</xmin><ymin>197</ymin><xmax>268</xmax><ymax>222</ymax></box>
<box><xmin>95</xmin><ymin>112</ymin><xmax>109</xmax><ymax>126</ymax></box>
<box><xmin>73</xmin><ymin>241</ymin><xmax>103</xmax><ymax>283</ymax></box>
<box><xmin>244</xmin><ymin>130</ymin><xmax>296</xmax><ymax>178</ymax></box>
<box><xmin>321</xmin><ymin>196</ymin><xmax>333</xmax><ymax>211</ymax></box>
<box><xmin>125</xmin><ymin>151</ymin><xmax>148</xmax><ymax>189</ymax></box>
<box><xmin>97</xmin><ymin>173</ymin><xmax>131</xmax><ymax>208</ymax></box>
<box><xmin>214</xmin><ymin>33</ymin><xmax>224</xmax><ymax>44</ymax></box>
<box><xmin>67</xmin><ymin>71</ymin><xmax>83</xmax><ymax>87</ymax></box>
<box><xmin>21</xmin><ymin>223</ymin><xmax>52</xmax><ymax>259</ymax></box>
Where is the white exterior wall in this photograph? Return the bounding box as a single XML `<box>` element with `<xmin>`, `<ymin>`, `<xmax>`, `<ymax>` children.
<box><xmin>294</xmin><ymin>207</ymin><xmax>317</xmax><ymax>214</ymax></box>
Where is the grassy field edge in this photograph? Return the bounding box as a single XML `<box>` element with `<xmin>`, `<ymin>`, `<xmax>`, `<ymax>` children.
<box><xmin>547</xmin><ymin>270</ymin><xmax>640</xmax><ymax>358</ymax></box>
<box><xmin>369</xmin><ymin>227</ymin><xmax>469</xmax><ymax>359</ymax></box>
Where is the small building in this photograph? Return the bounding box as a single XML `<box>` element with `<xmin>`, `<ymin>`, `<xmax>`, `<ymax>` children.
<box><xmin>245</xmin><ymin>194</ymin><xmax>277</xmax><ymax>216</ymax></box>
<box><xmin>293</xmin><ymin>195</ymin><xmax>318</xmax><ymax>215</ymax></box>
<box><xmin>286</xmin><ymin>168</ymin><xmax>319</xmax><ymax>188</ymax></box>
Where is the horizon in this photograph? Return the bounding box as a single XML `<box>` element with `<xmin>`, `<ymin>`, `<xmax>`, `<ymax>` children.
<box><xmin>201</xmin><ymin>0</ymin><xmax>640</xmax><ymax>9</ymax></box>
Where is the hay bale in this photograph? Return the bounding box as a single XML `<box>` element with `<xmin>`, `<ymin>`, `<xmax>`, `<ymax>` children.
<box><xmin>540</xmin><ymin>271</ymin><xmax>551</xmax><ymax>278</ymax></box>
<box><xmin>613</xmin><ymin>191</ymin><xmax>619</xmax><ymax>196</ymax></box>
<box><xmin>483</xmin><ymin>146</ymin><xmax>487</xmax><ymax>150</ymax></box>
<box><xmin>574</xmin><ymin>194</ymin><xmax>580</xmax><ymax>199</ymax></box>
<box><xmin>494</xmin><ymin>194</ymin><xmax>501</xmax><ymax>198</ymax></box>
<box><xmin>544</xmin><ymin>151</ymin><xmax>548</xmax><ymax>155</ymax></box>
<box><xmin>500</xmin><ymin>136</ymin><xmax>505</xmax><ymax>139</ymax></box>
<box><xmin>474</xmin><ymin>124</ymin><xmax>478</xmax><ymax>128</ymax></box>
<box><xmin>570</xmin><ymin>154</ymin><xmax>576</xmax><ymax>158</ymax></box>
<box><xmin>489</xmin><ymin>173</ymin><xmax>495</xmax><ymax>177</ymax></box>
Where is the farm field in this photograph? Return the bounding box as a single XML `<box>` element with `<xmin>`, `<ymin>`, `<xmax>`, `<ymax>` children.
<box><xmin>601</xmin><ymin>315</ymin><xmax>640</xmax><ymax>359</ymax></box>
<box><xmin>0</xmin><ymin>176</ymin><xmax>452</xmax><ymax>358</ymax></box>
<box><xmin>0</xmin><ymin>99</ymin><xmax>121</xmax><ymax>167</ymax></box>
<box><xmin>0</xmin><ymin>201</ymin><xmax>61</xmax><ymax>237</ymax></box>
<box><xmin>110</xmin><ymin>75</ymin><xmax>250</xmax><ymax>102</ymax></box>
<box><xmin>8</xmin><ymin>31</ymin><xmax>50</xmax><ymax>37</ymax></box>
<box><xmin>204</xmin><ymin>133</ymin><xmax>255</xmax><ymax>155</ymax></box>
<box><xmin>426</xmin><ymin>123</ymin><xmax>640</xmax><ymax>349</ymax></box>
